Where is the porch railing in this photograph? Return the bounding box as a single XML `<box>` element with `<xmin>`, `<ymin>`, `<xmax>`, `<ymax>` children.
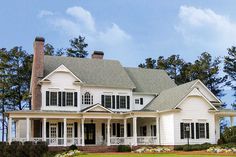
<box><xmin>137</xmin><ymin>136</ymin><xmax>157</xmax><ymax>145</ymax></box>
<box><xmin>12</xmin><ymin>138</ymin><xmax>27</xmax><ymax>143</ymax></box>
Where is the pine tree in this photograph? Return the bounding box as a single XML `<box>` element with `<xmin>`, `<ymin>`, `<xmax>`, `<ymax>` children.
<box><xmin>66</xmin><ymin>36</ymin><xmax>88</xmax><ymax>58</ymax></box>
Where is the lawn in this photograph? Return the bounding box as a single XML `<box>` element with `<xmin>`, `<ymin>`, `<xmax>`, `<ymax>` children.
<box><xmin>82</xmin><ymin>153</ymin><xmax>235</xmax><ymax>157</ymax></box>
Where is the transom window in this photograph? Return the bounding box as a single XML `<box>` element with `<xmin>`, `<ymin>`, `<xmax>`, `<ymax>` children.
<box><xmin>82</xmin><ymin>92</ymin><xmax>93</xmax><ymax>105</ymax></box>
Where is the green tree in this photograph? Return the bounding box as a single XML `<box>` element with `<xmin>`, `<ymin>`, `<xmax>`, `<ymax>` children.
<box><xmin>138</xmin><ymin>58</ymin><xmax>156</xmax><ymax>69</ymax></box>
<box><xmin>191</xmin><ymin>52</ymin><xmax>227</xmax><ymax>98</ymax></box>
<box><xmin>0</xmin><ymin>48</ymin><xmax>11</xmax><ymax>141</ymax></box>
<box><xmin>66</xmin><ymin>36</ymin><xmax>88</xmax><ymax>58</ymax></box>
<box><xmin>44</xmin><ymin>43</ymin><xmax>64</xmax><ymax>56</ymax></box>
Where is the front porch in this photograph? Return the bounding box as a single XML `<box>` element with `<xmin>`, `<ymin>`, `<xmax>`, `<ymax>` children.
<box><xmin>7</xmin><ymin>110</ymin><xmax>159</xmax><ymax>147</ymax></box>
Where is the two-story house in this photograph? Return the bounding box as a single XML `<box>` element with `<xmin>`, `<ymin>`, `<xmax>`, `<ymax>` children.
<box><xmin>6</xmin><ymin>37</ymin><xmax>236</xmax><ymax>147</ymax></box>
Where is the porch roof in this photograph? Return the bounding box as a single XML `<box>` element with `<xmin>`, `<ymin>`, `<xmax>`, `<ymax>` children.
<box><xmin>215</xmin><ymin>108</ymin><xmax>236</xmax><ymax>116</ymax></box>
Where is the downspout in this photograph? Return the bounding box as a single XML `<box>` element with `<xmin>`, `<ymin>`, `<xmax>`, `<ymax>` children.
<box><xmin>158</xmin><ymin>117</ymin><xmax>161</xmax><ymax>145</ymax></box>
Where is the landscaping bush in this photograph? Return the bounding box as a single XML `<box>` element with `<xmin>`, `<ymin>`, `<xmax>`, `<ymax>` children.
<box><xmin>0</xmin><ymin>142</ymin><xmax>7</xmax><ymax>156</ymax></box>
<box><xmin>174</xmin><ymin>145</ymin><xmax>183</xmax><ymax>151</ymax></box>
<box><xmin>222</xmin><ymin>126</ymin><xmax>236</xmax><ymax>143</ymax></box>
<box><xmin>118</xmin><ymin>145</ymin><xmax>131</xmax><ymax>152</ymax></box>
<box><xmin>68</xmin><ymin>144</ymin><xmax>78</xmax><ymax>150</ymax></box>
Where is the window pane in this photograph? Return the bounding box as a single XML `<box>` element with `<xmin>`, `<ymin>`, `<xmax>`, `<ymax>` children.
<box><xmin>120</xmin><ymin>96</ymin><xmax>126</xmax><ymax>108</ymax></box>
<box><xmin>50</xmin><ymin>92</ymin><xmax>57</xmax><ymax>106</ymax></box>
<box><xmin>135</xmin><ymin>99</ymin><xmax>139</xmax><ymax>104</ymax></box>
<box><xmin>184</xmin><ymin>123</ymin><xmax>190</xmax><ymax>138</ymax></box>
<box><xmin>66</xmin><ymin>92</ymin><xmax>73</xmax><ymax>106</ymax></box>
<box><xmin>199</xmin><ymin>123</ymin><xmax>205</xmax><ymax>138</ymax></box>
<box><xmin>83</xmin><ymin>92</ymin><xmax>93</xmax><ymax>105</ymax></box>
<box><xmin>105</xmin><ymin>95</ymin><xmax>111</xmax><ymax>108</ymax></box>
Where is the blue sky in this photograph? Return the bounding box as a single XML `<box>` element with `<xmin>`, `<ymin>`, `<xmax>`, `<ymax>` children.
<box><xmin>0</xmin><ymin>0</ymin><xmax>235</xmax><ymax>105</ymax></box>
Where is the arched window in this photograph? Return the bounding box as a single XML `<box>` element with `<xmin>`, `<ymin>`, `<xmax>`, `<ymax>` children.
<box><xmin>82</xmin><ymin>92</ymin><xmax>93</xmax><ymax>105</ymax></box>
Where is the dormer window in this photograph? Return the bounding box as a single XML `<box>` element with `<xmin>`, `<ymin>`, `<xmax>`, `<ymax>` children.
<box><xmin>82</xmin><ymin>92</ymin><xmax>93</xmax><ymax>105</ymax></box>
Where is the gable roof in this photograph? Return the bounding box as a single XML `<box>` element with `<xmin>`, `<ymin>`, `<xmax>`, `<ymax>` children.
<box><xmin>44</xmin><ymin>55</ymin><xmax>136</xmax><ymax>89</ymax></box>
<box><xmin>124</xmin><ymin>67</ymin><xmax>176</xmax><ymax>94</ymax></box>
<box><xmin>81</xmin><ymin>104</ymin><xmax>113</xmax><ymax>113</ymax></box>
<box><xmin>143</xmin><ymin>80</ymin><xmax>198</xmax><ymax>111</ymax></box>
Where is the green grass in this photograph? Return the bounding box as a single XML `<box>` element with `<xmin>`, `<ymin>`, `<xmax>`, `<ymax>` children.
<box><xmin>82</xmin><ymin>154</ymin><xmax>233</xmax><ymax>157</ymax></box>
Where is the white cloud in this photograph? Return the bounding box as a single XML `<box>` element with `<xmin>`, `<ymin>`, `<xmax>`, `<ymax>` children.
<box><xmin>176</xmin><ymin>5</ymin><xmax>236</xmax><ymax>54</ymax></box>
<box><xmin>38</xmin><ymin>10</ymin><xmax>54</xmax><ymax>18</ymax></box>
<box><xmin>39</xmin><ymin>6</ymin><xmax>132</xmax><ymax>51</ymax></box>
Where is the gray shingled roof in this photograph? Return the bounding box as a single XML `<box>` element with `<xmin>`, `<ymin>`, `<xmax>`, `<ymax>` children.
<box><xmin>143</xmin><ymin>80</ymin><xmax>198</xmax><ymax>111</ymax></box>
<box><xmin>44</xmin><ymin>56</ymin><xmax>136</xmax><ymax>89</ymax></box>
<box><xmin>125</xmin><ymin>67</ymin><xmax>176</xmax><ymax>94</ymax></box>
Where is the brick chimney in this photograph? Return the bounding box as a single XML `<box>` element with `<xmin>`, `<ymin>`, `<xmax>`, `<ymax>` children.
<box><xmin>91</xmin><ymin>51</ymin><xmax>104</xmax><ymax>59</ymax></box>
<box><xmin>31</xmin><ymin>37</ymin><xmax>45</xmax><ymax>110</ymax></box>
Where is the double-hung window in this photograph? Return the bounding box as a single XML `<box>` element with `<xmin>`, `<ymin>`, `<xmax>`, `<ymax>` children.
<box><xmin>104</xmin><ymin>95</ymin><xmax>112</xmax><ymax>108</ymax></box>
<box><xmin>50</xmin><ymin>92</ymin><xmax>58</xmax><ymax>106</ymax></box>
<box><xmin>119</xmin><ymin>96</ymin><xmax>126</xmax><ymax>109</ymax></box>
<box><xmin>199</xmin><ymin>123</ymin><xmax>206</xmax><ymax>138</ymax></box>
<box><xmin>46</xmin><ymin>91</ymin><xmax>78</xmax><ymax>107</ymax></box>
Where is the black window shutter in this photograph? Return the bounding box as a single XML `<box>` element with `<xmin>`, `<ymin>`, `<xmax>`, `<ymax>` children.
<box><xmin>62</xmin><ymin>92</ymin><xmax>66</xmax><ymax>106</ymax></box>
<box><xmin>196</xmin><ymin>123</ymin><xmax>199</xmax><ymax>139</ymax></box>
<box><xmin>206</xmin><ymin>123</ymin><xmax>209</xmax><ymax>139</ymax></box>
<box><xmin>127</xmin><ymin>96</ymin><xmax>130</xmax><ymax>109</ymax></box>
<box><xmin>101</xmin><ymin>95</ymin><xmax>105</xmax><ymax>106</ymax></box>
<box><xmin>112</xmin><ymin>123</ymin><xmax>116</xmax><ymax>136</ymax></box>
<box><xmin>58</xmin><ymin>122</ymin><xmax>61</xmax><ymax>138</ymax></box>
<box><xmin>127</xmin><ymin>123</ymin><xmax>131</xmax><ymax>137</ymax></box>
<box><xmin>46</xmin><ymin>122</ymin><xmax>49</xmax><ymax>138</ymax></box>
<box><xmin>74</xmin><ymin>92</ymin><xmax>78</xmax><ymax>107</ymax></box>
<box><xmin>116</xmin><ymin>95</ymin><xmax>120</xmax><ymax>109</ymax></box>
<box><xmin>102</xmin><ymin>123</ymin><xmax>105</xmax><ymax>140</ymax></box>
<box><xmin>46</xmin><ymin>91</ymin><xmax>49</xmax><ymax>106</ymax></box>
<box><xmin>180</xmin><ymin>123</ymin><xmax>184</xmax><ymax>139</ymax></box>
<box><xmin>74</xmin><ymin>122</ymin><xmax>78</xmax><ymax>138</ymax></box>
<box><xmin>58</xmin><ymin>92</ymin><xmax>62</xmax><ymax>106</ymax></box>
<box><xmin>140</xmin><ymin>98</ymin><xmax>143</xmax><ymax>105</ymax></box>
<box><xmin>154</xmin><ymin>125</ymin><xmax>157</xmax><ymax>136</ymax></box>
<box><xmin>112</xmin><ymin>95</ymin><xmax>115</xmax><ymax>109</ymax></box>
<box><xmin>191</xmin><ymin>123</ymin><xmax>194</xmax><ymax>139</ymax></box>
<box><xmin>117</xmin><ymin>123</ymin><xmax>120</xmax><ymax>137</ymax></box>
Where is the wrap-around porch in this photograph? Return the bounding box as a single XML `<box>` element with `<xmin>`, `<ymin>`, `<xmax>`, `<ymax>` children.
<box><xmin>7</xmin><ymin>111</ymin><xmax>159</xmax><ymax>146</ymax></box>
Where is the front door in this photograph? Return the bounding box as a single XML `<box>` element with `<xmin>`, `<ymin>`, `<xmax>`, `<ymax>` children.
<box><xmin>84</xmin><ymin>124</ymin><xmax>96</xmax><ymax>144</ymax></box>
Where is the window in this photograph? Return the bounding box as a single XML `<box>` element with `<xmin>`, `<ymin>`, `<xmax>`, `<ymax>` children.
<box><xmin>67</xmin><ymin>123</ymin><xmax>73</xmax><ymax>138</ymax></box>
<box><xmin>135</xmin><ymin>99</ymin><xmax>139</xmax><ymax>104</ymax></box>
<box><xmin>50</xmin><ymin>92</ymin><xmax>57</xmax><ymax>106</ymax></box>
<box><xmin>66</xmin><ymin>92</ymin><xmax>74</xmax><ymax>106</ymax></box>
<box><xmin>199</xmin><ymin>123</ymin><xmax>205</xmax><ymax>138</ymax></box>
<box><xmin>180</xmin><ymin>122</ymin><xmax>193</xmax><ymax>139</ymax></box>
<box><xmin>120</xmin><ymin>96</ymin><xmax>126</xmax><ymax>108</ymax></box>
<box><xmin>105</xmin><ymin>95</ymin><xmax>112</xmax><ymax>108</ymax></box>
<box><xmin>184</xmin><ymin>123</ymin><xmax>190</xmax><ymax>138</ymax></box>
<box><xmin>46</xmin><ymin>91</ymin><xmax>78</xmax><ymax>107</ymax></box>
<box><xmin>82</xmin><ymin>92</ymin><xmax>93</xmax><ymax>105</ymax></box>
<box><xmin>140</xmin><ymin>126</ymin><xmax>147</xmax><ymax>136</ymax></box>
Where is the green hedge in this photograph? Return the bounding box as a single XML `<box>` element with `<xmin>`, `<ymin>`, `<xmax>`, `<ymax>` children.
<box><xmin>118</xmin><ymin>145</ymin><xmax>131</xmax><ymax>152</ymax></box>
<box><xmin>174</xmin><ymin>143</ymin><xmax>212</xmax><ymax>151</ymax></box>
<box><xmin>0</xmin><ymin>141</ymin><xmax>48</xmax><ymax>157</ymax></box>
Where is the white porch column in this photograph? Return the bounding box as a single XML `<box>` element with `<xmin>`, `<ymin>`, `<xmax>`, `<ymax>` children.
<box><xmin>107</xmin><ymin>119</ymin><xmax>111</xmax><ymax>146</ymax></box>
<box><xmin>156</xmin><ymin>116</ymin><xmax>159</xmax><ymax>145</ymax></box>
<box><xmin>26</xmin><ymin>117</ymin><xmax>30</xmax><ymax>141</ymax></box>
<box><xmin>78</xmin><ymin>121</ymin><xmax>80</xmax><ymax>145</ymax></box>
<box><xmin>8</xmin><ymin>117</ymin><xmax>12</xmax><ymax>143</ymax></box>
<box><xmin>230</xmin><ymin>116</ymin><xmax>234</xmax><ymax>127</ymax></box>
<box><xmin>133</xmin><ymin>117</ymin><xmax>137</xmax><ymax>146</ymax></box>
<box><xmin>81</xmin><ymin>118</ymin><xmax>85</xmax><ymax>146</ymax></box>
<box><xmin>64</xmin><ymin>118</ymin><xmax>67</xmax><ymax>146</ymax></box>
<box><xmin>124</xmin><ymin>118</ymin><xmax>127</xmax><ymax>138</ymax></box>
<box><xmin>43</xmin><ymin>118</ymin><xmax>46</xmax><ymax>141</ymax></box>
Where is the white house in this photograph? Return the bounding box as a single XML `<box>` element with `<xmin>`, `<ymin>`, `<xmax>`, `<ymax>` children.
<box><xmin>6</xmin><ymin>37</ymin><xmax>236</xmax><ymax>147</ymax></box>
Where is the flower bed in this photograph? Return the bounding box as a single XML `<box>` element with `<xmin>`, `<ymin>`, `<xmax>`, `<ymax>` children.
<box><xmin>55</xmin><ymin>150</ymin><xmax>81</xmax><ymax>157</ymax></box>
<box><xmin>134</xmin><ymin>146</ymin><xmax>173</xmax><ymax>153</ymax></box>
<box><xmin>206</xmin><ymin>146</ymin><xmax>236</xmax><ymax>154</ymax></box>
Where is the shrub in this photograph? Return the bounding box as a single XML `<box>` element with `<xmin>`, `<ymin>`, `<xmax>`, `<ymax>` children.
<box><xmin>68</xmin><ymin>144</ymin><xmax>78</xmax><ymax>150</ymax></box>
<box><xmin>183</xmin><ymin>145</ymin><xmax>192</xmax><ymax>151</ymax></box>
<box><xmin>174</xmin><ymin>145</ymin><xmax>183</xmax><ymax>151</ymax></box>
<box><xmin>217</xmin><ymin>138</ymin><xmax>225</xmax><ymax>145</ymax></box>
<box><xmin>118</xmin><ymin>145</ymin><xmax>131</xmax><ymax>152</ymax></box>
